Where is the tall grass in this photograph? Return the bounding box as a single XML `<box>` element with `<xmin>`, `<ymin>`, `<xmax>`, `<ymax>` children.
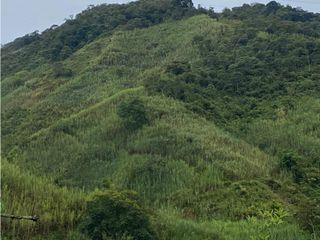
<box><xmin>1</xmin><ymin>160</ymin><xmax>86</xmax><ymax>239</ymax></box>
<box><xmin>156</xmin><ymin>208</ymin><xmax>311</xmax><ymax>240</ymax></box>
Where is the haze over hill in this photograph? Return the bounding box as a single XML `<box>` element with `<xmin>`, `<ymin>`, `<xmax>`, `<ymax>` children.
<box><xmin>1</xmin><ymin>0</ymin><xmax>320</xmax><ymax>239</ymax></box>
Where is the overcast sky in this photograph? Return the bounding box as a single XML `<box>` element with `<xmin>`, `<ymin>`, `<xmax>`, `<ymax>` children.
<box><xmin>1</xmin><ymin>0</ymin><xmax>319</xmax><ymax>44</ymax></box>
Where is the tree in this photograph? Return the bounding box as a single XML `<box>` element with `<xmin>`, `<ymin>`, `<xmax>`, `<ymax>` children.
<box><xmin>279</xmin><ymin>151</ymin><xmax>304</xmax><ymax>183</ymax></box>
<box><xmin>166</xmin><ymin>61</ymin><xmax>191</xmax><ymax>75</ymax></box>
<box><xmin>265</xmin><ymin>1</ymin><xmax>281</xmax><ymax>15</ymax></box>
<box><xmin>117</xmin><ymin>98</ymin><xmax>149</xmax><ymax>131</ymax></box>
<box><xmin>81</xmin><ymin>190</ymin><xmax>157</xmax><ymax>240</ymax></box>
<box><xmin>176</xmin><ymin>0</ymin><xmax>194</xmax><ymax>8</ymax></box>
<box><xmin>52</xmin><ymin>62</ymin><xmax>73</xmax><ymax>78</ymax></box>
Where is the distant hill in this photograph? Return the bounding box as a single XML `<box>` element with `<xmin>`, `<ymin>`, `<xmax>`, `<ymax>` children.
<box><xmin>1</xmin><ymin>1</ymin><xmax>319</xmax><ymax>239</ymax></box>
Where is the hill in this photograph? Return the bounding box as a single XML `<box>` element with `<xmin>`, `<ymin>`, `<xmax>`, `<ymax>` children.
<box><xmin>1</xmin><ymin>0</ymin><xmax>320</xmax><ymax>239</ymax></box>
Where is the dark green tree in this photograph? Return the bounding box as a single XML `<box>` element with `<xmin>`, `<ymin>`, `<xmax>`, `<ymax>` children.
<box><xmin>175</xmin><ymin>0</ymin><xmax>194</xmax><ymax>8</ymax></box>
<box><xmin>52</xmin><ymin>62</ymin><xmax>73</xmax><ymax>78</ymax></box>
<box><xmin>279</xmin><ymin>151</ymin><xmax>304</xmax><ymax>183</ymax></box>
<box><xmin>117</xmin><ymin>98</ymin><xmax>149</xmax><ymax>131</ymax></box>
<box><xmin>81</xmin><ymin>190</ymin><xmax>157</xmax><ymax>240</ymax></box>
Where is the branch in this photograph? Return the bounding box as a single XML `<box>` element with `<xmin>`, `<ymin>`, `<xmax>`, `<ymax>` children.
<box><xmin>1</xmin><ymin>213</ymin><xmax>39</xmax><ymax>222</ymax></box>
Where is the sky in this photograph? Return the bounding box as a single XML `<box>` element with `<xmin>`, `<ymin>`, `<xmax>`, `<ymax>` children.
<box><xmin>1</xmin><ymin>0</ymin><xmax>319</xmax><ymax>44</ymax></box>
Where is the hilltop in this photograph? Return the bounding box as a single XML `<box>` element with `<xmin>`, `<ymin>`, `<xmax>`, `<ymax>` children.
<box><xmin>1</xmin><ymin>1</ymin><xmax>320</xmax><ymax>239</ymax></box>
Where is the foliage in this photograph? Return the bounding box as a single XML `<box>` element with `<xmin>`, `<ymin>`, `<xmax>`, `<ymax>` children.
<box><xmin>81</xmin><ymin>190</ymin><xmax>157</xmax><ymax>240</ymax></box>
<box><xmin>117</xmin><ymin>98</ymin><xmax>149</xmax><ymax>131</ymax></box>
<box><xmin>1</xmin><ymin>0</ymin><xmax>320</xmax><ymax>239</ymax></box>
<box><xmin>155</xmin><ymin>208</ymin><xmax>310</xmax><ymax>240</ymax></box>
<box><xmin>52</xmin><ymin>63</ymin><xmax>73</xmax><ymax>78</ymax></box>
<box><xmin>279</xmin><ymin>151</ymin><xmax>304</xmax><ymax>183</ymax></box>
<box><xmin>1</xmin><ymin>0</ymin><xmax>199</xmax><ymax>77</ymax></box>
<box><xmin>1</xmin><ymin>160</ymin><xmax>86</xmax><ymax>239</ymax></box>
<box><xmin>169</xmin><ymin>181</ymin><xmax>285</xmax><ymax>220</ymax></box>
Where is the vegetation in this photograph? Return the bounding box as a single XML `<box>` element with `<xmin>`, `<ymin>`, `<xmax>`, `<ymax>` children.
<box><xmin>1</xmin><ymin>0</ymin><xmax>198</xmax><ymax>77</ymax></box>
<box><xmin>1</xmin><ymin>160</ymin><xmax>86</xmax><ymax>239</ymax></box>
<box><xmin>1</xmin><ymin>0</ymin><xmax>319</xmax><ymax>239</ymax></box>
<box><xmin>117</xmin><ymin>97</ymin><xmax>149</xmax><ymax>131</ymax></box>
<box><xmin>81</xmin><ymin>190</ymin><xmax>157</xmax><ymax>240</ymax></box>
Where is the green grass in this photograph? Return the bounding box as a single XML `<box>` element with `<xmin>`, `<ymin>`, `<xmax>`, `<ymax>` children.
<box><xmin>156</xmin><ymin>208</ymin><xmax>311</xmax><ymax>240</ymax></box>
<box><xmin>1</xmin><ymin>160</ymin><xmax>86</xmax><ymax>239</ymax></box>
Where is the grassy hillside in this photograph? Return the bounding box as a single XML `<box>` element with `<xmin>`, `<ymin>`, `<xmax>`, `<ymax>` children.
<box><xmin>1</xmin><ymin>0</ymin><xmax>319</xmax><ymax>239</ymax></box>
<box><xmin>1</xmin><ymin>0</ymin><xmax>199</xmax><ymax>77</ymax></box>
<box><xmin>1</xmin><ymin>160</ymin><xmax>312</xmax><ymax>240</ymax></box>
<box><xmin>1</xmin><ymin>160</ymin><xmax>86</xmax><ymax>239</ymax></box>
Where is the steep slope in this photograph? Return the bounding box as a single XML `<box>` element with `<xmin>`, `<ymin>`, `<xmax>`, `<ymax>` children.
<box><xmin>1</xmin><ymin>160</ymin><xmax>86</xmax><ymax>239</ymax></box>
<box><xmin>2</xmin><ymin>14</ymin><xmax>277</xmax><ymax>198</ymax></box>
<box><xmin>1</xmin><ymin>0</ymin><xmax>198</xmax><ymax>78</ymax></box>
<box><xmin>1</xmin><ymin>1</ymin><xmax>320</xmax><ymax>239</ymax></box>
<box><xmin>1</xmin><ymin>160</ymin><xmax>310</xmax><ymax>240</ymax></box>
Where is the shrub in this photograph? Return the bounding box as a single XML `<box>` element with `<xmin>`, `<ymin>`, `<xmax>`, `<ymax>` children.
<box><xmin>165</xmin><ymin>61</ymin><xmax>191</xmax><ymax>75</ymax></box>
<box><xmin>279</xmin><ymin>151</ymin><xmax>304</xmax><ymax>183</ymax></box>
<box><xmin>296</xmin><ymin>200</ymin><xmax>320</xmax><ymax>233</ymax></box>
<box><xmin>81</xmin><ymin>190</ymin><xmax>157</xmax><ymax>240</ymax></box>
<box><xmin>279</xmin><ymin>151</ymin><xmax>298</xmax><ymax>170</ymax></box>
<box><xmin>52</xmin><ymin>63</ymin><xmax>73</xmax><ymax>78</ymax></box>
<box><xmin>117</xmin><ymin>98</ymin><xmax>149</xmax><ymax>131</ymax></box>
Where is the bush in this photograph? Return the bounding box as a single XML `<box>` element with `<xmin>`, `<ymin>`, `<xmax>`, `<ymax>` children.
<box><xmin>81</xmin><ymin>190</ymin><xmax>157</xmax><ymax>240</ymax></box>
<box><xmin>52</xmin><ymin>63</ymin><xmax>73</xmax><ymax>78</ymax></box>
<box><xmin>279</xmin><ymin>151</ymin><xmax>304</xmax><ymax>183</ymax></box>
<box><xmin>117</xmin><ymin>98</ymin><xmax>149</xmax><ymax>131</ymax></box>
<box><xmin>165</xmin><ymin>61</ymin><xmax>191</xmax><ymax>75</ymax></box>
<box><xmin>296</xmin><ymin>199</ymin><xmax>320</xmax><ymax>233</ymax></box>
<box><xmin>279</xmin><ymin>151</ymin><xmax>299</xmax><ymax>170</ymax></box>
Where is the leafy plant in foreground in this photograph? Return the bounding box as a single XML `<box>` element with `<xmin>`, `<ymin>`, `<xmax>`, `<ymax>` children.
<box><xmin>81</xmin><ymin>190</ymin><xmax>157</xmax><ymax>240</ymax></box>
